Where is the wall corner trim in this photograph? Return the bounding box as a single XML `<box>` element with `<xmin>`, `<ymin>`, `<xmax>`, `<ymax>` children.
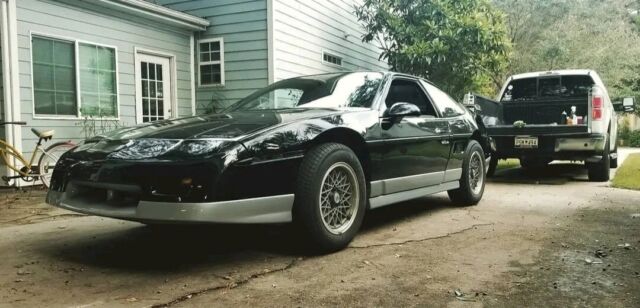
<box><xmin>267</xmin><ymin>0</ymin><xmax>276</xmax><ymax>84</ymax></box>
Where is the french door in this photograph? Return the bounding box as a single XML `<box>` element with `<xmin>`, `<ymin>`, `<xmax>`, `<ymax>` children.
<box><xmin>135</xmin><ymin>53</ymin><xmax>172</xmax><ymax>123</ymax></box>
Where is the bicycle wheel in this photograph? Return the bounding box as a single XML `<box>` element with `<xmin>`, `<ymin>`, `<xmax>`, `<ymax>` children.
<box><xmin>38</xmin><ymin>142</ymin><xmax>75</xmax><ymax>188</ymax></box>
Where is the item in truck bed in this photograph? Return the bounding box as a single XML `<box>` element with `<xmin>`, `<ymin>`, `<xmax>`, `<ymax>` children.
<box><xmin>560</xmin><ymin>111</ymin><xmax>567</xmax><ymax>124</ymax></box>
<box><xmin>513</xmin><ymin>120</ymin><xmax>526</xmax><ymax>128</ymax></box>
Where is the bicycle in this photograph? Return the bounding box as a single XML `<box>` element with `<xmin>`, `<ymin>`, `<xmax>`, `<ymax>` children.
<box><xmin>0</xmin><ymin>121</ymin><xmax>76</xmax><ymax>188</ymax></box>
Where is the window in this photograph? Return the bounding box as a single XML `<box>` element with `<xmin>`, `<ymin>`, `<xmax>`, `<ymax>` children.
<box><xmin>32</xmin><ymin>37</ymin><xmax>76</xmax><ymax>115</ymax></box>
<box><xmin>31</xmin><ymin>35</ymin><xmax>118</xmax><ymax>117</ymax></box>
<box><xmin>79</xmin><ymin>44</ymin><xmax>118</xmax><ymax>117</ymax></box>
<box><xmin>198</xmin><ymin>38</ymin><xmax>224</xmax><ymax>86</ymax></box>
<box><xmin>323</xmin><ymin>52</ymin><xmax>342</xmax><ymax>66</ymax></box>
<box><xmin>421</xmin><ymin>81</ymin><xmax>465</xmax><ymax>117</ymax></box>
<box><xmin>385</xmin><ymin>79</ymin><xmax>437</xmax><ymax>117</ymax></box>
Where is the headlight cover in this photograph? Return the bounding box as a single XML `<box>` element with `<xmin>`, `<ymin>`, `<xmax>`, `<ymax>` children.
<box><xmin>107</xmin><ymin>139</ymin><xmax>181</xmax><ymax>160</ymax></box>
<box><xmin>173</xmin><ymin>140</ymin><xmax>226</xmax><ymax>156</ymax></box>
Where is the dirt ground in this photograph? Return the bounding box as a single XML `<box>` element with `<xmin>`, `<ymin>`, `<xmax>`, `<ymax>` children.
<box><xmin>0</xmin><ymin>149</ymin><xmax>639</xmax><ymax>307</ymax></box>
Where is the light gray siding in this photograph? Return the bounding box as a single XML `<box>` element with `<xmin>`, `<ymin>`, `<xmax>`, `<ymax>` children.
<box><xmin>15</xmin><ymin>0</ymin><xmax>195</xmax><ymax>158</ymax></box>
<box><xmin>272</xmin><ymin>0</ymin><xmax>388</xmax><ymax>81</ymax></box>
<box><xmin>157</xmin><ymin>0</ymin><xmax>269</xmax><ymax>112</ymax></box>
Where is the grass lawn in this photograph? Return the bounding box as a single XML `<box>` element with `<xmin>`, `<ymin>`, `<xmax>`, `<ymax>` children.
<box><xmin>612</xmin><ymin>153</ymin><xmax>640</xmax><ymax>190</ymax></box>
<box><xmin>496</xmin><ymin>158</ymin><xmax>520</xmax><ymax>170</ymax></box>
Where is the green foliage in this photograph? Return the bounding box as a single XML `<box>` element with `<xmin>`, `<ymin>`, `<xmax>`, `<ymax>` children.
<box><xmin>628</xmin><ymin>130</ymin><xmax>640</xmax><ymax>147</ymax></box>
<box><xmin>75</xmin><ymin>107</ymin><xmax>125</xmax><ymax>139</ymax></box>
<box><xmin>355</xmin><ymin>0</ymin><xmax>512</xmax><ymax>99</ymax></box>
<box><xmin>619</xmin><ymin>117</ymin><xmax>631</xmax><ymax>142</ymax></box>
<box><xmin>495</xmin><ymin>0</ymin><xmax>640</xmax><ymax>103</ymax></box>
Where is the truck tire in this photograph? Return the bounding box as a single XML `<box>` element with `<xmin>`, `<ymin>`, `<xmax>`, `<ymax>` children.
<box><xmin>610</xmin><ymin>145</ymin><xmax>618</xmax><ymax>168</ymax></box>
<box><xmin>293</xmin><ymin>143</ymin><xmax>367</xmax><ymax>253</ymax></box>
<box><xmin>486</xmin><ymin>156</ymin><xmax>498</xmax><ymax>177</ymax></box>
<box><xmin>448</xmin><ymin>140</ymin><xmax>485</xmax><ymax>206</ymax></box>
<box><xmin>587</xmin><ymin>138</ymin><xmax>611</xmax><ymax>182</ymax></box>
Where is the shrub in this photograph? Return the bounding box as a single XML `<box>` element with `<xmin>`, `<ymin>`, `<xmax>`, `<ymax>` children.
<box><xmin>628</xmin><ymin>130</ymin><xmax>640</xmax><ymax>147</ymax></box>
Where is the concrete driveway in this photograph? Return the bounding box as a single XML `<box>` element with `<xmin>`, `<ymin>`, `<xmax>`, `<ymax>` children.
<box><xmin>0</xmin><ymin>149</ymin><xmax>639</xmax><ymax>307</ymax></box>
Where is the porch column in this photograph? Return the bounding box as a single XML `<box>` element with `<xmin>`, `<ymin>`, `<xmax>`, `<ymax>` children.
<box><xmin>0</xmin><ymin>0</ymin><xmax>22</xmax><ymax>181</ymax></box>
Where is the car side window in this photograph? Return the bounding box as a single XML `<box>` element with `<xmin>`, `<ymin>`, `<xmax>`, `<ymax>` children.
<box><xmin>385</xmin><ymin>79</ymin><xmax>437</xmax><ymax>117</ymax></box>
<box><xmin>421</xmin><ymin>81</ymin><xmax>466</xmax><ymax>117</ymax></box>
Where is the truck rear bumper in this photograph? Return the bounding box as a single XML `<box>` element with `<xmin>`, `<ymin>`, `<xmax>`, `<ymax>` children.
<box><xmin>555</xmin><ymin>134</ymin><xmax>606</xmax><ymax>152</ymax></box>
<box><xmin>492</xmin><ymin>133</ymin><xmax>607</xmax><ymax>160</ymax></box>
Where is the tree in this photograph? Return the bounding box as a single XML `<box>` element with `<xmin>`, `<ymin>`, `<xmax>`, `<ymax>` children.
<box><xmin>355</xmin><ymin>0</ymin><xmax>512</xmax><ymax>99</ymax></box>
<box><xmin>495</xmin><ymin>0</ymin><xmax>640</xmax><ymax>105</ymax></box>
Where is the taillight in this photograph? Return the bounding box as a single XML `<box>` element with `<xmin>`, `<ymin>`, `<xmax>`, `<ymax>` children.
<box><xmin>592</xmin><ymin>95</ymin><xmax>603</xmax><ymax>120</ymax></box>
<box><xmin>592</xmin><ymin>96</ymin><xmax>602</xmax><ymax>108</ymax></box>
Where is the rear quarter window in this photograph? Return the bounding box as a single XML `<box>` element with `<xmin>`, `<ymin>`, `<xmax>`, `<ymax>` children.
<box><xmin>421</xmin><ymin>81</ymin><xmax>466</xmax><ymax>117</ymax></box>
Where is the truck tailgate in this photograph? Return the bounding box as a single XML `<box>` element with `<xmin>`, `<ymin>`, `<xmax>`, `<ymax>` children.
<box><xmin>486</xmin><ymin>124</ymin><xmax>589</xmax><ymax>136</ymax></box>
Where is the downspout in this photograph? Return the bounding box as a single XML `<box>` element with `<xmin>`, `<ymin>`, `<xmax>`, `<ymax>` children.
<box><xmin>190</xmin><ymin>32</ymin><xmax>196</xmax><ymax>116</ymax></box>
<box><xmin>0</xmin><ymin>0</ymin><xmax>22</xmax><ymax>183</ymax></box>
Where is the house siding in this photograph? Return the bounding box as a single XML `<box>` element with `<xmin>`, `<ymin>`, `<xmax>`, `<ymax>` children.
<box><xmin>14</xmin><ymin>0</ymin><xmax>195</xmax><ymax>158</ymax></box>
<box><xmin>272</xmin><ymin>0</ymin><xmax>388</xmax><ymax>81</ymax></box>
<box><xmin>157</xmin><ymin>0</ymin><xmax>269</xmax><ymax>112</ymax></box>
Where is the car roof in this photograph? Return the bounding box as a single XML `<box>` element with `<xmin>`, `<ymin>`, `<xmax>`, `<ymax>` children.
<box><xmin>510</xmin><ymin>69</ymin><xmax>596</xmax><ymax>80</ymax></box>
<box><xmin>282</xmin><ymin>71</ymin><xmax>439</xmax><ymax>87</ymax></box>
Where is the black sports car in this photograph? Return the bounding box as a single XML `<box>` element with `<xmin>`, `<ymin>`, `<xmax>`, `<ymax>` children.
<box><xmin>47</xmin><ymin>72</ymin><xmax>490</xmax><ymax>251</ymax></box>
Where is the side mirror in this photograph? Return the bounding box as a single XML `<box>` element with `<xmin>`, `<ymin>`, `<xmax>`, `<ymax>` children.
<box><xmin>623</xmin><ymin>97</ymin><xmax>635</xmax><ymax>113</ymax></box>
<box><xmin>385</xmin><ymin>102</ymin><xmax>421</xmax><ymax>118</ymax></box>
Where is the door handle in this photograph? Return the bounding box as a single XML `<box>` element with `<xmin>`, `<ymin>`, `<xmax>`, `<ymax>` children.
<box><xmin>440</xmin><ymin>140</ymin><xmax>450</xmax><ymax>145</ymax></box>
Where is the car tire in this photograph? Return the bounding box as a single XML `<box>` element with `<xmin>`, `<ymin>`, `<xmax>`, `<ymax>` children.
<box><xmin>610</xmin><ymin>145</ymin><xmax>618</xmax><ymax>168</ymax></box>
<box><xmin>293</xmin><ymin>143</ymin><xmax>367</xmax><ymax>253</ymax></box>
<box><xmin>587</xmin><ymin>138</ymin><xmax>611</xmax><ymax>182</ymax></box>
<box><xmin>486</xmin><ymin>155</ymin><xmax>498</xmax><ymax>177</ymax></box>
<box><xmin>448</xmin><ymin>140</ymin><xmax>485</xmax><ymax>206</ymax></box>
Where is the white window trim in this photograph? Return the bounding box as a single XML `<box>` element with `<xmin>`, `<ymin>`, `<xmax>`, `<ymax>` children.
<box><xmin>322</xmin><ymin>50</ymin><xmax>344</xmax><ymax>68</ymax></box>
<box><xmin>197</xmin><ymin>37</ymin><xmax>225</xmax><ymax>87</ymax></box>
<box><xmin>133</xmin><ymin>47</ymin><xmax>178</xmax><ymax>124</ymax></box>
<box><xmin>29</xmin><ymin>31</ymin><xmax>120</xmax><ymax>120</ymax></box>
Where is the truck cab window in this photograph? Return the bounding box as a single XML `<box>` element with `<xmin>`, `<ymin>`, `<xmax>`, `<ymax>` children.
<box><xmin>385</xmin><ymin>79</ymin><xmax>437</xmax><ymax>117</ymax></box>
<box><xmin>502</xmin><ymin>75</ymin><xmax>595</xmax><ymax>101</ymax></box>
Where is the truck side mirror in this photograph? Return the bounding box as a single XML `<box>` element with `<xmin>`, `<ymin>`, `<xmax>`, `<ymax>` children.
<box><xmin>623</xmin><ymin>97</ymin><xmax>635</xmax><ymax>113</ymax></box>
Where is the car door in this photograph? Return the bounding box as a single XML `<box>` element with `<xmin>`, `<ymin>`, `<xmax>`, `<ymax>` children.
<box><xmin>420</xmin><ymin>80</ymin><xmax>473</xmax><ymax>182</ymax></box>
<box><xmin>378</xmin><ymin>77</ymin><xmax>452</xmax><ymax>193</ymax></box>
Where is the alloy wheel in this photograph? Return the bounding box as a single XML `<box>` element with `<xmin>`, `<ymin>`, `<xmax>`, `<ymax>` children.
<box><xmin>319</xmin><ymin>162</ymin><xmax>359</xmax><ymax>235</ymax></box>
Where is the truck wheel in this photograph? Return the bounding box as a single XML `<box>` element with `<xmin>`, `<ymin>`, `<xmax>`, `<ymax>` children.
<box><xmin>448</xmin><ymin>140</ymin><xmax>485</xmax><ymax>206</ymax></box>
<box><xmin>293</xmin><ymin>143</ymin><xmax>367</xmax><ymax>253</ymax></box>
<box><xmin>486</xmin><ymin>156</ymin><xmax>498</xmax><ymax>177</ymax></box>
<box><xmin>610</xmin><ymin>145</ymin><xmax>618</xmax><ymax>168</ymax></box>
<box><xmin>587</xmin><ymin>138</ymin><xmax>611</xmax><ymax>182</ymax></box>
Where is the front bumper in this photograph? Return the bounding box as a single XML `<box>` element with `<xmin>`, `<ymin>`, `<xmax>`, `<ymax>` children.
<box><xmin>46</xmin><ymin>189</ymin><xmax>294</xmax><ymax>224</ymax></box>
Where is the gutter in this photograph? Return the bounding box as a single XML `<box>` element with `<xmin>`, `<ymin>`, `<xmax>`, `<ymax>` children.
<box><xmin>93</xmin><ymin>0</ymin><xmax>210</xmax><ymax>31</ymax></box>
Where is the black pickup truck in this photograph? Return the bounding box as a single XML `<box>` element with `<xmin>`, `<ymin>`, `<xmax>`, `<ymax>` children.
<box><xmin>466</xmin><ymin>70</ymin><xmax>635</xmax><ymax>182</ymax></box>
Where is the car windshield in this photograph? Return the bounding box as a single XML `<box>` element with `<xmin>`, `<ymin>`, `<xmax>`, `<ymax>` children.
<box><xmin>227</xmin><ymin>72</ymin><xmax>384</xmax><ymax>111</ymax></box>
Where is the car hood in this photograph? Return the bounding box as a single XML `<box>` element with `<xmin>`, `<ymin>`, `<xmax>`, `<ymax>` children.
<box><xmin>66</xmin><ymin>108</ymin><xmax>348</xmax><ymax>160</ymax></box>
<box><xmin>94</xmin><ymin>108</ymin><xmax>344</xmax><ymax>141</ymax></box>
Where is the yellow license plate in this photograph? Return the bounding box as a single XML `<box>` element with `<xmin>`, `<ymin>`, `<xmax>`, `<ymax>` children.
<box><xmin>514</xmin><ymin>136</ymin><xmax>538</xmax><ymax>148</ymax></box>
